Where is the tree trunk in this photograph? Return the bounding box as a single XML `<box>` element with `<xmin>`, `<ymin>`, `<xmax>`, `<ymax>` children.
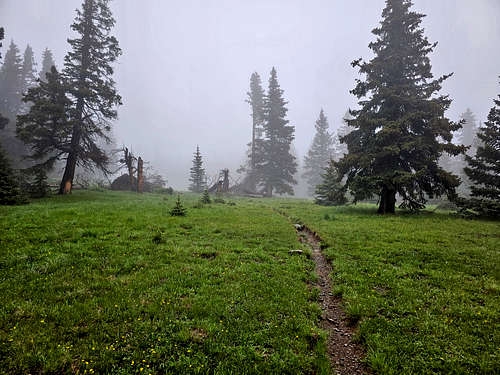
<box><xmin>266</xmin><ymin>184</ymin><xmax>273</xmax><ymax>198</ymax></box>
<box><xmin>58</xmin><ymin>151</ymin><xmax>77</xmax><ymax>194</ymax></box>
<box><xmin>137</xmin><ymin>157</ymin><xmax>144</xmax><ymax>193</ymax></box>
<box><xmin>378</xmin><ymin>186</ymin><xmax>396</xmax><ymax>214</ymax></box>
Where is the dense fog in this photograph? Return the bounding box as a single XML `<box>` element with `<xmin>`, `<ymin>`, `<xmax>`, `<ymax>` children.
<box><xmin>1</xmin><ymin>0</ymin><xmax>499</xmax><ymax>190</ymax></box>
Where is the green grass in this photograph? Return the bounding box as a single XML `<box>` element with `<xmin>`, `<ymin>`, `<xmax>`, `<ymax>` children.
<box><xmin>0</xmin><ymin>191</ymin><xmax>328</xmax><ymax>374</ymax></box>
<box><xmin>2</xmin><ymin>192</ymin><xmax>499</xmax><ymax>374</ymax></box>
<box><xmin>273</xmin><ymin>200</ymin><xmax>500</xmax><ymax>374</ymax></box>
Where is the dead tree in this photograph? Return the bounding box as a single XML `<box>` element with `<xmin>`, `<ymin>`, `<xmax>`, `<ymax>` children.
<box><xmin>222</xmin><ymin>169</ymin><xmax>230</xmax><ymax>192</ymax></box>
<box><xmin>118</xmin><ymin>147</ymin><xmax>137</xmax><ymax>191</ymax></box>
<box><xmin>137</xmin><ymin>157</ymin><xmax>144</xmax><ymax>193</ymax></box>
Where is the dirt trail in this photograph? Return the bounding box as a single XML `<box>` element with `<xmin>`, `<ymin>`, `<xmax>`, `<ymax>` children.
<box><xmin>295</xmin><ymin>224</ymin><xmax>369</xmax><ymax>375</ymax></box>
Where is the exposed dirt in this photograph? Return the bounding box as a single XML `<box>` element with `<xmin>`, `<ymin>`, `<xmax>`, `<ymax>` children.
<box><xmin>295</xmin><ymin>225</ymin><xmax>370</xmax><ymax>375</ymax></box>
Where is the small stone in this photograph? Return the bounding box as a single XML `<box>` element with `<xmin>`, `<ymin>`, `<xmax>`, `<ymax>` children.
<box><xmin>294</xmin><ymin>224</ymin><xmax>304</xmax><ymax>230</ymax></box>
<box><xmin>288</xmin><ymin>249</ymin><xmax>304</xmax><ymax>255</ymax></box>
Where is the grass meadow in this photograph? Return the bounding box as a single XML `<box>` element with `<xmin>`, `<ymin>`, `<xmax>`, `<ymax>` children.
<box><xmin>0</xmin><ymin>191</ymin><xmax>498</xmax><ymax>374</ymax></box>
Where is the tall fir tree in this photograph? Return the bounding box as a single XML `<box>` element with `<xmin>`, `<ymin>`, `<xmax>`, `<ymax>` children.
<box><xmin>241</xmin><ymin>72</ymin><xmax>266</xmax><ymax>190</ymax></box>
<box><xmin>458</xmin><ymin>108</ymin><xmax>479</xmax><ymax>153</ymax></box>
<box><xmin>259</xmin><ymin>67</ymin><xmax>297</xmax><ymax>196</ymax></box>
<box><xmin>302</xmin><ymin>109</ymin><xmax>335</xmax><ymax>195</ymax></box>
<box><xmin>0</xmin><ymin>27</ymin><xmax>8</xmax><ymax>130</ymax></box>
<box><xmin>458</xmin><ymin>80</ymin><xmax>500</xmax><ymax>217</ymax></box>
<box><xmin>39</xmin><ymin>48</ymin><xmax>56</xmax><ymax>82</ymax></box>
<box><xmin>189</xmin><ymin>145</ymin><xmax>206</xmax><ymax>193</ymax></box>
<box><xmin>0</xmin><ymin>40</ymin><xmax>23</xmax><ymax>120</ymax></box>
<box><xmin>336</xmin><ymin>110</ymin><xmax>353</xmax><ymax>157</ymax></box>
<box><xmin>59</xmin><ymin>0</ymin><xmax>122</xmax><ymax>194</ymax></box>
<box><xmin>17</xmin><ymin>66</ymin><xmax>72</xmax><ymax>170</ymax></box>
<box><xmin>337</xmin><ymin>0</ymin><xmax>465</xmax><ymax>213</ymax></box>
<box><xmin>314</xmin><ymin>159</ymin><xmax>347</xmax><ymax>206</ymax></box>
<box><xmin>21</xmin><ymin>45</ymin><xmax>37</xmax><ymax>95</ymax></box>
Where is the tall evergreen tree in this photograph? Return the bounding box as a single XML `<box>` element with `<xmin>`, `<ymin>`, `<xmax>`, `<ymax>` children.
<box><xmin>58</xmin><ymin>0</ymin><xmax>122</xmax><ymax>194</ymax></box>
<box><xmin>0</xmin><ymin>27</ymin><xmax>8</xmax><ymax>130</ymax></box>
<box><xmin>314</xmin><ymin>159</ymin><xmax>347</xmax><ymax>206</ymax></box>
<box><xmin>259</xmin><ymin>67</ymin><xmax>297</xmax><ymax>196</ymax></box>
<box><xmin>458</xmin><ymin>108</ymin><xmax>479</xmax><ymax>153</ymax></box>
<box><xmin>17</xmin><ymin>66</ymin><xmax>72</xmax><ymax>170</ymax></box>
<box><xmin>302</xmin><ymin>109</ymin><xmax>335</xmax><ymax>195</ymax></box>
<box><xmin>39</xmin><ymin>48</ymin><xmax>56</xmax><ymax>82</ymax></box>
<box><xmin>337</xmin><ymin>0</ymin><xmax>465</xmax><ymax>213</ymax></box>
<box><xmin>458</xmin><ymin>81</ymin><xmax>500</xmax><ymax>217</ymax></box>
<box><xmin>0</xmin><ymin>40</ymin><xmax>23</xmax><ymax>119</ymax></box>
<box><xmin>241</xmin><ymin>72</ymin><xmax>266</xmax><ymax>190</ymax></box>
<box><xmin>336</xmin><ymin>110</ymin><xmax>353</xmax><ymax>157</ymax></box>
<box><xmin>189</xmin><ymin>145</ymin><xmax>206</xmax><ymax>193</ymax></box>
<box><xmin>21</xmin><ymin>45</ymin><xmax>37</xmax><ymax>95</ymax></box>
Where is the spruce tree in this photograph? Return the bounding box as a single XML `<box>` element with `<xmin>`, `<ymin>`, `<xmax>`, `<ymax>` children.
<box><xmin>458</xmin><ymin>108</ymin><xmax>479</xmax><ymax>153</ymax></box>
<box><xmin>458</xmin><ymin>81</ymin><xmax>500</xmax><ymax>217</ymax></box>
<box><xmin>259</xmin><ymin>67</ymin><xmax>297</xmax><ymax>196</ymax></box>
<box><xmin>170</xmin><ymin>195</ymin><xmax>187</xmax><ymax>216</ymax></box>
<box><xmin>189</xmin><ymin>145</ymin><xmax>206</xmax><ymax>193</ymax></box>
<box><xmin>200</xmin><ymin>188</ymin><xmax>211</xmax><ymax>204</ymax></box>
<box><xmin>0</xmin><ymin>27</ymin><xmax>25</xmax><ymax>205</ymax></box>
<box><xmin>336</xmin><ymin>111</ymin><xmax>353</xmax><ymax>157</ymax></box>
<box><xmin>0</xmin><ymin>27</ymin><xmax>8</xmax><ymax>130</ymax></box>
<box><xmin>21</xmin><ymin>45</ymin><xmax>37</xmax><ymax>96</ymax></box>
<box><xmin>302</xmin><ymin>109</ymin><xmax>335</xmax><ymax>195</ymax></box>
<box><xmin>0</xmin><ymin>40</ymin><xmax>23</xmax><ymax>119</ymax></box>
<box><xmin>0</xmin><ymin>145</ymin><xmax>27</xmax><ymax>205</ymax></box>
<box><xmin>241</xmin><ymin>72</ymin><xmax>266</xmax><ymax>190</ymax></box>
<box><xmin>39</xmin><ymin>48</ymin><xmax>56</xmax><ymax>82</ymax></box>
<box><xmin>59</xmin><ymin>0</ymin><xmax>122</xmax><ymax>194</ymax></box>
<box><xmin>17</xmin><ymin>66</ymin><xmax>72</xmax><ymax>170</ymax></box>
<box><xmin>337</xmin><ymin>0</ymin><xmax>464</xmax><ymax>213</ymax></box>
<box><xmin>314</xmin><ymin>159</ymin><xmax>347</xmax><ymax>206</ymax></box>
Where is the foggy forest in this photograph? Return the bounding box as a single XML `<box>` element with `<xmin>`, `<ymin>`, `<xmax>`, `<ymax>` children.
<box><xmin>0</xmin><ymin>0</ymin><xmax>499</xmax><ymax>374</ymax></box>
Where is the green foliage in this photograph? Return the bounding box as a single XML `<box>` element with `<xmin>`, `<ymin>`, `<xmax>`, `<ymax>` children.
<box><xmin>337</xmin><ymin>0</ymin><xmax>465</xmax><ymax>213</ymax></box>
<box><xmin>38</xmin><ymin>48</ymin><xmax>56</xmax><ymax>82</ymax></box>
<box><xmin>314</xmin><ymin>159</ymin><xmax>347</xmax><ymax>206</ymax></box>
<box><xmin>58</xmin><ymin>0</ymin><xmax>122</xmax><ymax>193</ymax></box>
<box><xmin>170</xmin><ymin>195</ymin><xmax>187</xmax><ymax>216</ymax></box>
<box><xmin>458</xmin><ymin>81</ymin><xmax>500</xmax><ymax>218</ymax></box>
<box><xmin>257</xmin><ymin>67</ymin><xmax>297</xmax><ymax>196</ymax></box>
<box><xmin>274</xmin><ymin>199</ymin><xmax>500</xmax><ymax>374</ymax></box>
<box><xmin>17</xmin><ymin>66</ymin><xmax>72</xmax><ymax>170</ymax></box>
<box><xmin>0</xmin><ymin>191</ymin><xmax>328</xmax><ymax>373</ymax></box>
<box><xmin>189</xmin><ymin>145</ymin><xmax>206</xmax><ymax>193</ymax></box>
<box><xmin>0</xmin><ymin>144</ymin><xmax>27</xmax><ymax>205</ymax></box>
<box><xmin>200</xmin><ymin>188</ymin><xmax>211</xmax><ymax>204</ymax></box>
<box><xmin>26</xmin><ymin>166</ymin><xmax>51</xmax><ymax>198</ymax></box>
<box><xmin>303</xmin><ymin>109</ymin><xmax>337</xmax><ymax>195</ymax></box>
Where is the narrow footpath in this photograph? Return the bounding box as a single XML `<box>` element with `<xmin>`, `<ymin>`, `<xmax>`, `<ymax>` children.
<box><xmin>293</xmin><ymin>223</ymin><xmax>369</xmax><ymax>375</ymax></box>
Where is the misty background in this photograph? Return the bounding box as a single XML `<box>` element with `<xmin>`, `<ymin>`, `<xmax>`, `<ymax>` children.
<box><xmin>1</xmin><ymin>0</ymin><xmax>499</xmax><ymax>190</ymax></box>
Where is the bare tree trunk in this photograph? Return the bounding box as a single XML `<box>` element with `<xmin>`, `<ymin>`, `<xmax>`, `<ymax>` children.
<box><xmin>377</xmin><ymin>186</ymin><xmax>396</xmax><ymax>214</ymax></box>
<box><xmin>137</xmin><ymin>157</ymin><xmax>144</xmax><ymax>193</ymax></box>
<box><xmin>59</xmin><ymin>151</ymin><xmax>77</xmax><ymax>194</ymax></box>
<box><xmin>266</xmin><ymin>184</ymin><xmax>273</xmax><ymax>198</ymax></box>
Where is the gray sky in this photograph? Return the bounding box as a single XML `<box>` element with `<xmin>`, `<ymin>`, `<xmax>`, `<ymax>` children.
<box><xmin>1</xmin><ymin>0</ymin><xmax>499</xmax><ymax>189</ymax></box>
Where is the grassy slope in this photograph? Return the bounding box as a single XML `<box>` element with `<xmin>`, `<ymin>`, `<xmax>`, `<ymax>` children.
<box><xmin>273</xmin><ymin>200</ymin><xmax>500</xmax><ymax>374</ymax></box>
<box><xmin>0</xmin><ymin>192</ymin><xmax>329</xmax><ymax>374</ymax></box>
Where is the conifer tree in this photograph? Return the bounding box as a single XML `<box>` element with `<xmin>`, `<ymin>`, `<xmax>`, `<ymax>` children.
<box><xmin>0</xmin><ymin>40</ymin><xmax>23</xmax><ymax>119</ymax></box>
<box><xmin>337</xmin><ymin>0</ymin><xmax>465</xmax><ymax>213</ymax></box>
<box><xmin>241</xmin><ymin>72</ymin><xmax>266</xmax><ymax>189</ymax></box>
<box><xmin>17</xmin><ymin>66</ymin><xmax>72</xmax><ymax>170</ymax></box>
<box><xmin>0</xmin><ymin>144</ymin><xmax>27</xmax><ymax>205</ymax></box>
<box><xmin>200</xmin><ymin>188</ymin><xmax>211</xmax><ymax>204</ymax></box>
<box><xmin>336</xmin><ymin>111</ymin><xmax>353</xmax><ymax>157</ymax></box>
<box><xmin>189</xmin><ymin>145</ymin><xmax>206</xmax><ymax>193</ymax></box>
<box><xmin>170</xmin><ymin>195</ymin><xmax>187</xmax><ymax>216</ymax></box>
<box><xmin>0</xmin><ymin>27</ymin><xmax>25</xmax><ymax>205</ymax></box>
<box><xmin>314</xmin><ymin>159</ymin><xmax>347</xmax><ymax>206</ymax></box>
<box><xmin>58</xmin><ymin>0</ymin><xmax>122</xmax><ymax>194</ymax></box>
<box><xmin>458</xmin><ymin>108</ymin><xmax>479</xmax><ymax>153</ymax></box>
<box><xmin>259</xmin><ymin>67</ymin><xmax>297</xmax><ymax>196</ymax></box>
<box><xmin>458</xmin><ymin>81</ymin><xmax>500</xmax><ymax>217</ymax></box>
<box><xmin>39</xmin><ymin>48</ymin><xmax>56</xmax><ymax>82</ymax></box>
<box><xmin>302</xmin><ymin>109</ymin><xmax>335</xmax><ymax>195</ymax></box>
<box><xmin>0</xmin><ymin>27</ymin><xmax>8</xmax><ymax>130</ymax></box>
<box><xmin>21</xmin><ymin>45</ymin><xmax>37</xmax><ymax>95</ymax></box>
